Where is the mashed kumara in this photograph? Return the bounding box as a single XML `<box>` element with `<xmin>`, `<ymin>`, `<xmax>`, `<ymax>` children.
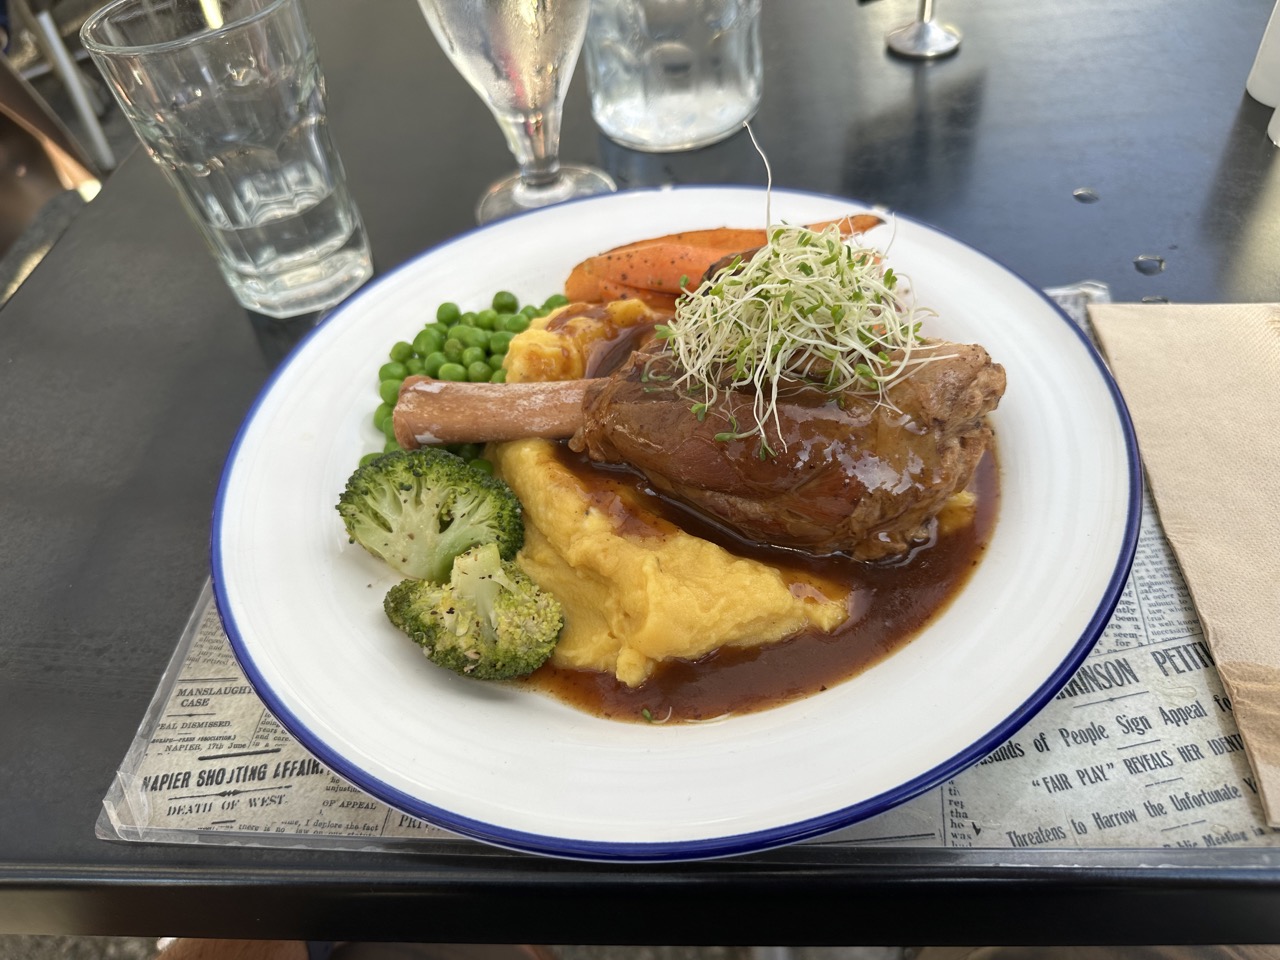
<box><xmin>490</xmin><ymin>438</ymin><xmax>847</xmax><ymax>688</ymax></box>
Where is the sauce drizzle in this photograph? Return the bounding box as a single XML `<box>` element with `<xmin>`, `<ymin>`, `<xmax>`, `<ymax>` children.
<box><xmin>520</xmin><ymin>446</ymin><xmax>999</xmax><ymax>723</ymax></box>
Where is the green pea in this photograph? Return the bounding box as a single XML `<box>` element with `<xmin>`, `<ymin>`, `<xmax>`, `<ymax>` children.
<box><xmin>475</xmin><ymin>308</ymin><xmax>499</xmax><ymax>330</ymax></box>
<box><xmin>384</xmin><ymin>438</ymin><xmax>402</xmax><ymax>453</ymax></box>
<box><xmin>378</xmin><ymin>361</ymin><xmax>407</xmax><ymax>382</ymax></box>
<box><xmin>488</xmin><ymin>330</ymin><xmax>514</xmax><ymax>354</ymax></box>
<box><xmin>437</xmin><ymin>362</ymin><xmax>468</xmax><ymax>382</ymax></box>
<box><xmin>436</xmin><ymin>301</ymin><xmax>461</xmax><ymax>325</ymax></box>
<box><xmin>378</xmin><ymin>378</ymin><xmax>402</xmax><ymax>406</ymax></box>
<box><xmin>389</xmin><ymin>341</ymin><xmax>414</xmax><ymax>363</ymax></box>
<box><xmin>520</xmin><ymin>304</ymin><xmax>542</xmax><ymax>318</ymax></box>
<box><xmin>404</xmin><ymin>356</ymin><xmax>424</xmax><ymax>375</ymax></box>
<box><xmin>360</xmin><ymin>451</ymin><xmax>383</xmax><ymax>467</ymax></box>
<box><xmin>442</xmin><ymin>338</ymin><xmax>465</xmax><ymax>362</ymax></box>
<box><xmin>455</xmin><ymin>443</ymin><xmax>483</xmax><ymax>461</ymax></box>
<box><xmin>373</xmin><ymin>403</ymin><xmax>393</xmax><ymax>431</ymax></box>
<box><xmin>461</xmin><ymin>326</ymin><xmax>491</xmax><ymax>348</ymax></box>
<box><xmin>467</xmin><ymin>360</ymin><xmax>493</xmax><ymax>382</ymax></box>
<box><xmin>503</xmin><ymin>313</ymin><xmax>531</xmax><ymax>333</ymax></box>
<box><xmin>489</xmin><ymin>367</ymin><xmax>507</xmax><ymax>383</ymax></box>
<box><xmin>542</xmin><ymin>293</ymin><xmax>569</xmax><ymax>310</ymax></box>
<box><xmin>492</xmin><ymin>290</ymin><xmax>519</xmax><ymax>314</ymax></box>
<box><xmin>461</xmin><ymin>345</ymin><xmax>487</xmax><ymax>367</ymax></box>
<box><xmin>412</xmin><ymin>328</ymin><xmax>443</xmax><ymax>356</ymax></box>
<box><xmin>468</xmin><ymin>458</ymin><xmax>494</xmax><ymax>475</ymax></box>
<box><xmin>422</xmin><ymin>351</ymin><xmax>447</xmax><ymax>377</ymax></box>
<box><xmin>459</xmin><ymin>311</ymin><xmax>477</xmax><ymax>326</ymax></box>
<box><xmin>382</xmin><ymin>414</ymin><xmax>398</xmax><ymax>441</ymax></box>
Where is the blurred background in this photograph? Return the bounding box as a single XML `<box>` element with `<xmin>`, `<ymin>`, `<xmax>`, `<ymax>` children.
<box><xmin>0</xmin><ymin>941</ymin><xmax>902</xmax><ymax>959</ymax></box>
<box><xmin>0</xmin><ymin>0</ymin><xmax>138</xmax><ymax>304</ymax></box>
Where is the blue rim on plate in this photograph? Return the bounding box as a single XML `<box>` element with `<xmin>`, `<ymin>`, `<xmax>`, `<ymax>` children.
<box><xmin>211</xmin><ymin>186</ymin><xmax>1142</xmax><ymax>862</ymax></box>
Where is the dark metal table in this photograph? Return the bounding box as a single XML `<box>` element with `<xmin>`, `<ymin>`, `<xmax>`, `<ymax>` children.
<box><xmin>2</xmin><ymin>0</ymin><xmax>1279</xmax><ymax>943</ymax></box>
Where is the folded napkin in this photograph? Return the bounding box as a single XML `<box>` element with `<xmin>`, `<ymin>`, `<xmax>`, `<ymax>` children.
<box><xmin>1089</xmin><ymin>302</ymin><xmax>1280</xmax><ymax>827</ymax></box>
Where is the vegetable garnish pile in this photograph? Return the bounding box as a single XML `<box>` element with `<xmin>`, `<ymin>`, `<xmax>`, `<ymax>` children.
<box><xmin>655</xmin><ymin>221</ymin><xmax>942</xmax><ymax>456</ymax></box>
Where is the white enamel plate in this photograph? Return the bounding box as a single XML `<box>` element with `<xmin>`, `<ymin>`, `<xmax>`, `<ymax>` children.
<box><xmin>212</xmin><ymin>187</ymin><xmax>1140</xmax><ymax>861</ymax></box>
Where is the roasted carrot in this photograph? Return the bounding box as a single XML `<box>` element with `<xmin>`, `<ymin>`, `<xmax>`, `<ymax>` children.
<box><xmin>593</xmin><ymin>278</ymin><xmax>678</xmax><ymax>313</ymax></box>
<box><xmin>804</xmin><ymin>213</ymin><xmax>883</xmax><ymax>236</ymax></box>
<box><xmin>564</xmin><ymin>259</ymin><xmax>601</xmax><ymax>303</ymax></box>
<box><xmin>594</xmin><ymin>242</ymin><xmax>755</xmax><ymax>294</ymax></box>
<box><xmin>566</xmin><ymin>259</ymin><xmax>678</xmax><ymax>311</ymax></box>
<box><xmin>565</xmin><ymin>214</ymin><xmax>883</xmax><ymax>305</ymax></box>
<box><xmin>602</xmin><ymin>226</ymin><xmax>772</xmax><ymax>254</ymax></box>
<box><xmin>588</xmin><ymin>215</ymin><xmax>880</xmax><ymax>256</ymax></box>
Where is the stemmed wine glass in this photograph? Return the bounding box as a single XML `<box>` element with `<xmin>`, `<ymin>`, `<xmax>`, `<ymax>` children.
<box><xmin>416</xmin><ymin>0</ymin><xmax>617</xmax><ymax>224</ymax></box>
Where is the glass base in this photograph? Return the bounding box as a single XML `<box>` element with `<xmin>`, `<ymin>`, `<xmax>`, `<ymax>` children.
<box><xmin>475</xmin><ymin>164</ymin><xmax>617</xmax><ymax>224</ymax></box>
<box><xmin>226</xmin><ymin>245</ymin><xmax>374</xmax><ymax>320</ymax></box>
<box><xmin>886</xmin><ymin>20</ymin><xmax>962</xmax><ymax>59</ymax></box>
<box><xmin>597</xmin><ymin>103</ymin><xmax>758</xmax><ymax>154</ymax></box>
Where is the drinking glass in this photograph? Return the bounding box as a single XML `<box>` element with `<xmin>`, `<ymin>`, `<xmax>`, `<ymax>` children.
<box><xmin>584</xmin><ymin>0</ymin><xmax>762</xmax><ymax>153</ymax></box>
<box><xmin>81</xmin><ymin>0</ymin><xmax>374</xmax><ymax>319</ymax></box>
<box><xmin>416</xmin><ymin>0</ymin><xmax>617</xmax><ymax>224</ymax></box>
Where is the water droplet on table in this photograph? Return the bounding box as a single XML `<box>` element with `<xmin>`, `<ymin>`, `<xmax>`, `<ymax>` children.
<box><xmin>1142</xmin><ymin>296</ymin><xmax>1170</xmax><ymax>304</ymax></box>
<box><xmin>1133</xmin><ymin>254</ymin><xmax>1166</xmax><ymax>275</ymax></box>
<box><xmin>1072</xmin><ymin>187</ymin><xmax>1100</xmax><ymax>203</ymax></box>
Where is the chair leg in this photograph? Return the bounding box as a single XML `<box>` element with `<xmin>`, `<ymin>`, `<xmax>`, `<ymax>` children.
<box><xmin>75</xmin><ymin>56</ymin><xmax>109</xmax><ymax>117</ymax></box>
<box><xmin>30</xmin><ymin>9</ymin><xmax>116</xmax><ymax>171</ymax></box>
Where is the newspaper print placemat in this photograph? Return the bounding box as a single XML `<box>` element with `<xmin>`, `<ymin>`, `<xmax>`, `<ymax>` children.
<box><xmin>97</xmin><ymin>283</ymin><xmax>1280</xmax><ymax>853</ymax></box>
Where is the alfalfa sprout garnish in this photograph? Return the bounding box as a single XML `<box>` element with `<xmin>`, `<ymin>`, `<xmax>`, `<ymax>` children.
<box><xmin>654</xmin><ymin>221</ymin><xmax>945</xmax><ymax>457</ymax></box>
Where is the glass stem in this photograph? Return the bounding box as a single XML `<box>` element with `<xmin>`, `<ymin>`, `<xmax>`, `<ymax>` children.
<box><xmin>496</xmin><ymin>107</ymin><xmax>563</xmax><ymax>189</ymax></box>
<box><xmin>918</xmin><ymin>0</ymin><xmax>935</xmax><ymax>23</ymax></box>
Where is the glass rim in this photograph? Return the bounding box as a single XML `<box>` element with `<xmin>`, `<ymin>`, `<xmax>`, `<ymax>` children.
<box><xmin>80</xmin><ymin>0</ymin><xmax>296</xmax><ymax>57</ymax></box>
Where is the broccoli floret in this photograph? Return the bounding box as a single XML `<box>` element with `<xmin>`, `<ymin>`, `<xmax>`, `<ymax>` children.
<box><xmin>384</xmin><ymin>543</ymin><xmax>564</xmax><ymax>681</ymax></box>
<box><xmin>336</xmin><ymin>448</ymin><xmax>523</xmax><ymax>583</ymax></box>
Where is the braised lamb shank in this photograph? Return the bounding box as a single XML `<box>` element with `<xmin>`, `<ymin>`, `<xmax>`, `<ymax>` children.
<box><xmin>393</xmin><ymin>339</ymin><xmax>1005</xmax><ymax>561</ymax></box>
<box><xmin>569</xmin><ymin>341</ymin><xmax>1005</xmax><ymax>560</ymax></box>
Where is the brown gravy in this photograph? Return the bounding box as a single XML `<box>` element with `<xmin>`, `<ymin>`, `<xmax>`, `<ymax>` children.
<box><xmin>519</xmin><ymin>445</ymin><xmax>1000</xmax><ymax>723</ymax></box>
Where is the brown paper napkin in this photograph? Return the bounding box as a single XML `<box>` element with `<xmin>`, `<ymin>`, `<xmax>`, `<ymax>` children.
<box><xmin>1089</xmin><ymin>302</ymin><xmax>1280</xmax><ymax>827</ymax></box>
